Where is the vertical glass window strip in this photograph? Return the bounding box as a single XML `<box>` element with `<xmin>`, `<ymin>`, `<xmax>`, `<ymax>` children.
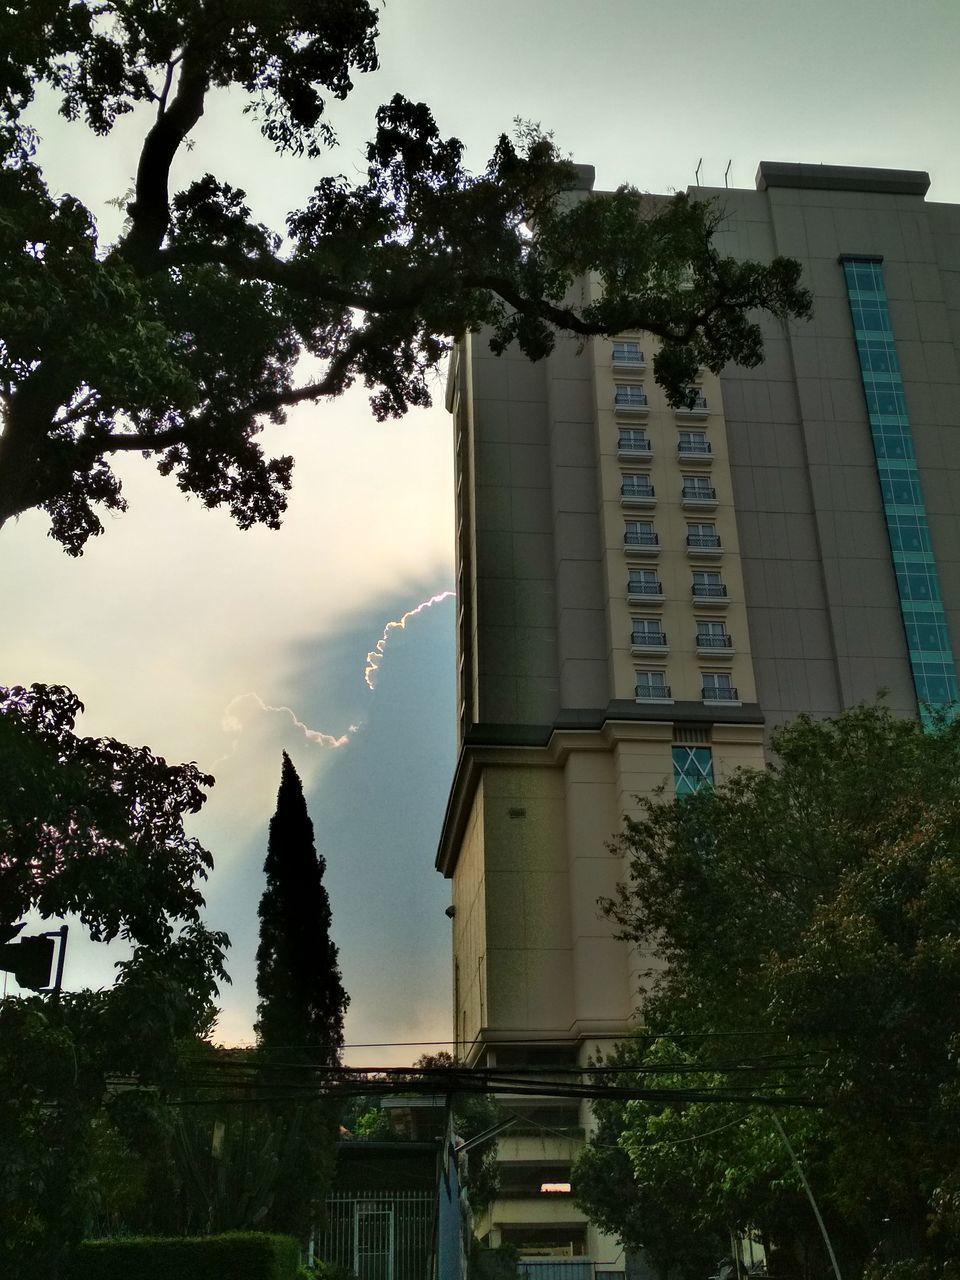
<box><xmin>840</xmin><ymin>256</ymin><xmax>959</xmax><ymax>721</ymax></box>
<box><xmin>672</xmin><ymin>746</ymin><xmax>714</xmax><ymax>796</ymax></box>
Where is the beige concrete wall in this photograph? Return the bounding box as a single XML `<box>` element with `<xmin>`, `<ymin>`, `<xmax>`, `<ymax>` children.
<box><xmin>590</xmin><ymin>329</ymin><xmax>758</xmax><ymax>708</ymax></box>
<box><xmin>482</xmin><ymin>763</ymin><xmax>574</xmax><ymax>1035</ymax></box>
<box><xmin>452</xmin><ymin>780</ymin><xmax>487</xmax><ymax>1053</ymax></box>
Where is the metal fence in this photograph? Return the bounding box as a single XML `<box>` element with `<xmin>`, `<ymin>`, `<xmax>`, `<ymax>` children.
<box><xmin>517</xmin><ymin>1263</ymin><xmax>625</xmax><ymax>1280</ymax></box>
<box><xmin>316</xmin><ymin>1191</ymin><xmax>435</xmax><ymax>1280</ymax></box>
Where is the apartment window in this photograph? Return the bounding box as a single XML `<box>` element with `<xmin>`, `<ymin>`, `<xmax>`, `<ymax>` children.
<box><xmin>612</xmin><ymin>340</ymin><xmax>644</xmax><ymax>366</ymax></box>
<box><xmin>615</xmin><ymin>384</ymin><xmax>648</xmax><ymax>408</ymax></box>
<box><xmin>631</xmin><ymin>617</ymin><xmax>666</xmax><ymax>646</ymax></box>
<box><xmin>628</xmin><ymin>568</ymin><xmax>662</xmax><ymax>596</ymax></box>
<box><xmin>672</xmin><ymin>745</ymin><xmax>714</xmax><ymax>796</ymax></box>
<box><xmin>692</xmin><ymin>570</ymin><xmax>726</xmax><ymax>598</ymax></box>
<box><xmin>625</xmin><ymin>519</ymin><xmax>657</xmax><ymax>548</ymax></box>
<box><xmin>618</xmin><ymin>428</ymin><xmax>650</xmax><ymax>452</ymax></box>
<box><xmin>621</xmin><ymin>473</ymin><xmax>655</xmax><ymax>497</ymax></box>
<box><xmin>702</xmin><ymin>672</ymin><xmax>738</xmax><ymax>702</ymax></box>
<box><xmin>635</xmin><ymin>670</ymin><xmax>671</xmax><ymax>701</ymax></box>
<box><xmin>687</xmin><ymin>522</ymin><xmax>720</xmax><ymax>549</ymax></box>
<box><xmin>696</xmin><ymin>620</ymin><xmax>731</xmax><ymax>648</ymax></box>
<box><xmin>682</xmin><ymin>474</ymin><xmax>715</xmax><ymax>497</ymax></box>
<box><xmin>678</xmin><ymin>430</ymin><xmax>710</xmax><ymax>454</ymax></box>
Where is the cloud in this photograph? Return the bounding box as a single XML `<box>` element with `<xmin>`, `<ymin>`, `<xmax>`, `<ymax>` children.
<box><xmin>364</xmin><ymin>590</ymin><xmax>456</xmax><ymax>689</ymax></box>
<box><xmin>220</xmin><ymin>691</ymin><xmax>355</xmax><ymax>750</ymax></box>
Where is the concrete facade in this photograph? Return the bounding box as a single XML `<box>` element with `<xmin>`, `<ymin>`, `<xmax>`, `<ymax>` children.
<box><xmin>437</xmin><ymin>162</ymin><xmax>960</xmax><ymax>1268</ymax></box>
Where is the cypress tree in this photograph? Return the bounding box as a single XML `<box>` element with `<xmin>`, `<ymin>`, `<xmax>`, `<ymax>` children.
<box><xmin>255</xmin><ymin>752</ymin><xmax>348</xmax><ymax>1061</ymax></box>
<box><xmin>254</xmin><ymin>752</ymin><xmax>348</xmax><ymax>1240</ymax></box>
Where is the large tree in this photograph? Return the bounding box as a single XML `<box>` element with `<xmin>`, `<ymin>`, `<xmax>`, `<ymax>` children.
<box><xmin>574</xmin><ymin>705</ymin><xmax>960</xmax><ymax>1280</ymax></box>
<box><xmin>0</xmin><ymin>0</ymin><xmax>811</xmax><ymax>554</ymax></box>
<box><xmin>0</xmin><ymin>681</ymin><xmax>228</xmax><ymax>1279</ymax></box>
<box><xmin>255</xmin><ymin>750</ymin><xmax>347</xmax><ymax>1239</ymax></box>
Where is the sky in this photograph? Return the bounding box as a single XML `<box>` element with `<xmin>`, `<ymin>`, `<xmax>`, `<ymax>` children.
<box><xmin>3</xmin><ymin>0</ymin><xmax>960</xmax><ymax>1064</ymax></box>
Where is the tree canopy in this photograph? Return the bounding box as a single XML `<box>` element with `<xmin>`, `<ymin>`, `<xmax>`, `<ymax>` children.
<box><xmin>1</xmin><ymin>0</ymin><xmax>811</xmax><ymax>553</ymax></box>
<box><xmin>574</xmin><ymin>705</ymin><xmax>960</xmax><ymax>1280</ymax></box>
<box><xmin>0</xmin><ymin>682</ymin><xmax>229</xmax><ymax>1278</ymax></box>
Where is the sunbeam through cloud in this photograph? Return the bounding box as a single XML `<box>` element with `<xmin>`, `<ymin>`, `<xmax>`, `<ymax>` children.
<box><xmin>219</xmin><ymin>590</ymin><xmax>455</xmax><ymax>752</ymax></box>
<box><xmin>364</xmin><ymin>591</ymin><xmax>455</xmax><ymax>690</ymax></box>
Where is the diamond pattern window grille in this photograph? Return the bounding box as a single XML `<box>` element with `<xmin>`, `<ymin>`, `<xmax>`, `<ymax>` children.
<box><xmin>672</xmin><ymin>746</ymin><xmax>714</xmax><ymax>797</ymax></box>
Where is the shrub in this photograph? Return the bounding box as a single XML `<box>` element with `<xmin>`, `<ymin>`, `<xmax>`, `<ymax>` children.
<box><xmin>70</xmin><ymin>1232</ymin><xmax>300</xmax><ymax>1280</ymax></box>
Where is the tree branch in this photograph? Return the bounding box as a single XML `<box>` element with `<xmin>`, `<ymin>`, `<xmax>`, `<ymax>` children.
<box><xmin>121</xmin><ymin>55</ymin><xmax>208</xmax><ymax>269</ymax></box>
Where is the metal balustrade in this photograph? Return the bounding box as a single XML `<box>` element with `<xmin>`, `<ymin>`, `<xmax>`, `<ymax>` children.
<box><xmin>632</xmin><ymin>630</ymin><xmax>667</xmax><ymax>646</ymax></box>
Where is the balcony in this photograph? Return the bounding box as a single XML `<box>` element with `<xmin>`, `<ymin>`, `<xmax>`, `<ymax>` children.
<box><xmin>621</xmin><ymin>482</ymin><xmax>656</xmax><ymax>508</ymax></box>
<box><xmin>702</xmin><ymin>685</ymin><xmax>740</xmax><ymax>704</ymax></box>
<box><xmin>627</xmin><ymin>580</ymin><xmax>664</xmax><ymax>604</ymax></box>
<box><xmin>614</xmin><ymin>388</ymin><xmax>649</xmax><ymax>416</ymax></box>
<box><xmin>617</xmin><ymin>433</ymin><xmax>652</xmax><ymax>460</ymax></box>
<box><xmin>624</xmin><ymin>531</ymin><xmax>659</xmax><ymax>557</ymax></box>
<box><xmin>631</xmin><ymin>630</ymin><xmax>668</xmax><ymax>654</ymax></box>
<box><xmin>696</xmin><ymin>633</ymin><xmax>735</xmax><ymax>655</ymax></box>
<box><xmin>681</xmin><ymin>484</ymin><xmax>717</xmax><ymax>509</ymax></box>
<box><xmin>692</xmin><ymin>582</ymin><xmax>728</xmax><ymax>607</ymax></box>
<box><xmin>677</xmin><ymin>439</ymin><xmax>712</xmax><ymax>463</ymax></box>
<box><xmin>635</xmin><ymin>683</ymin><xmax>673</xmax><ymax>703</ymax></box>
<box><xmin>675</xmin><ymin>394</ymin><xmax>709</xmax><ymax>419</ymax></box>
<box><xmin>612</xmin><ymin>344</ymin><xmax>646</xmax><ymax>371</ymax></box>
<box><xmin>686</xmin><ymin>533</ymin><xmax>722</xmax><ymax>557</ymax></box>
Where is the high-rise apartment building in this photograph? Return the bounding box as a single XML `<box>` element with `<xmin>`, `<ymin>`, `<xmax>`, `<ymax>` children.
<box><xmin>436</xmin><ymin>162</ymin><xmax>960</xmax><ymax>1270</ymax></box>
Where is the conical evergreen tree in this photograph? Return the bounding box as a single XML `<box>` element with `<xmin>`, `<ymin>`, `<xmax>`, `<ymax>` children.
<box><xmin>254</xmin><ymin>752</ymin><xmax>347</xmax><ymax>1241</ymax></box>
<box><xmin>255</xmin><ymin>752</ymin><xmax>348</xmax><ymax>1061</ymax></box>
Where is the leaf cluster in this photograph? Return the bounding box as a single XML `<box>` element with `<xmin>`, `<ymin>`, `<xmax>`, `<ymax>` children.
<box><xmin>0</xmin><ymin>683</ymin><xmax>219</xmax><ymax>948</ymax></box>
<box><xmin>582</xmin><ymin>704</ymin><xmax>960</xmax><ymax>1276</ymax></box>
<box><xmin>0</xmin><ymin>4</ymin><xmax>810</xmax><ymax>551</ymax></box>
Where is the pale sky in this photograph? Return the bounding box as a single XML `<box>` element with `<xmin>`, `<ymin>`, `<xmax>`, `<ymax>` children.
<box><xmin>3</xmin><ymin>0</ymin><xmax>959</xmax><ymax>1064</ymax></box>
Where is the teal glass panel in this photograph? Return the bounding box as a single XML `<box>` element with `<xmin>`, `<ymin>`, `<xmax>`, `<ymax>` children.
<box><xmin>672</xmin><ymin>746</ymin><xmax>714</xmax><ymax>797</ymax></box>
<box><xmin>841</xmin><ymin>257</ymin><xmax>959</xmax><ymax>722</ymax></box>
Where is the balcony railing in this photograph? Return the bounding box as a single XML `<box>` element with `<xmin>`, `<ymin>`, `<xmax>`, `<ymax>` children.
<box><xmin>687</xmin><ymin>534</ymin><xmax>721</xmax><ymax>549</ymax></box>
<box><xmin>625</xmin><ymin>532</ymin><xmax>659</xmax><ymax>548</ymax></box>
<box><xmin>612</xmin><ymin>346</ymin><xmax>645</xmax><ymax>368</ymax></box>
<box><xmin>615</xmin><ymin>389</ymin><xmax>649</xmax><ymax>409</ymax></box>
<box><xmin>622</xmin><ymin>483</ymin><xmax>655</xmax><ymax>500</ymax></box>
<box><xmin>696</xmin><ymin>633</ymin><xmax>733</xmax><ymax>648</ymax></box>
<box><xmin>692</xmin><ymin>582</ymin><xmax>727</xmax><ymax>599</ymax></box>
<box><xmin>632</xmin><ymin>630</ymin><xmax>667</xmax><ymax>647</ymax></box>
<box><xmin>636</xmin><ymin>683</ymin><xmax>671</xmax><ymax>700</ymax></box>
<box><xmin>628</xmin><ymin>580</ymin><xmax>663</xmax><ymax>596</ymax></box>
<box><xmin>678</xmin><ymin>439</ymin><xmax>712</xmax><ymax>455</ymax></box>
<box><xmin>682</xmin><ymin>485</ymin><xmax>717</xmax><ymax>501</ymax></box>
<box><xmin>677</xmin><ymin>394</ymin><xmax>709</xmax><ymax>412</ymax></box>
<box><xmin>618</xmin><ymin>434</ymin><xmax>652</xmax><ymax>454</ymax></box>
<box><xmin>702</xmin><ymin>685</ymin><xmax>739</xmax><ymax>701</ymax></box>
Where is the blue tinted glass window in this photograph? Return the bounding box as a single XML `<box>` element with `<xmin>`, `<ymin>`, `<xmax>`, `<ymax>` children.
<box><xmin>672</xmin><ymin>746</ymin><xmax>714</xmax><ymax>797</ymax></box>
<box><xmin>842</xmin><ymin>257</ymin><xmax>957</xmax><ymax>721</ymax></box>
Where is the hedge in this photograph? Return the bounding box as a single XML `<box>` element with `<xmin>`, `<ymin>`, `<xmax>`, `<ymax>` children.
<box><xmin>70</xmin><ymin>1231</ymin><xmax>300</xmax><ymax>1280</ymax></box>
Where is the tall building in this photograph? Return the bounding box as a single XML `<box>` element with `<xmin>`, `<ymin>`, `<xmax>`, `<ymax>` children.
<box><xmin>436</xmin><ymin>162</ymin><xmax>960</xmax><ymax>1270</ymax></box>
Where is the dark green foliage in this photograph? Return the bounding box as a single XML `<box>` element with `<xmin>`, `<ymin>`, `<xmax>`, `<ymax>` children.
<box><xmin>69</xmin><ymin>1231</ymin><xmax>300</xmax><ymax>1280</ymax></box>
<box><xmin>575</xmin><ymin>704</ymin><xmax>960</xmax><ymax>1279</ymax></box>
<box><xmin>0</xmin><ymin>3</ymin><xmax>810</xmax><ymax>552</ymax></box>
<box><xmin>255</xmin><ymin>753</ymin><xmax>347</xmax><ymax>1239</ymax></box>
<box><xmin>0</xmin><ymin>682</ymin><xmax>228</xmax><ymax>1279</ymax></box>
<box><xmin>0</xmin><ymin>683</ymin><xmax>222</xmax><ymax>949</ymax></box>
<box><xmin>469</xmin><ymin>1240</ymin><xmax>520</xmax><ymax>1280</ymax></box>
<box><xmin>256</xmin><ymin>752</ymin><xmax>347</xmax><ymax>1062</ymax></box>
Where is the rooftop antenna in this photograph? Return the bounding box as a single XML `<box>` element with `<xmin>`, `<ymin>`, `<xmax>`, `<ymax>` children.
<box><xmin>694</xmin><ymin>157</ymin><xmax>703</xmax><ymax>187</ymax></box>
<box><xmin>724</xmin><ymin>160</ymin><xmax>732</xmax><ymax>189</ymax></box>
